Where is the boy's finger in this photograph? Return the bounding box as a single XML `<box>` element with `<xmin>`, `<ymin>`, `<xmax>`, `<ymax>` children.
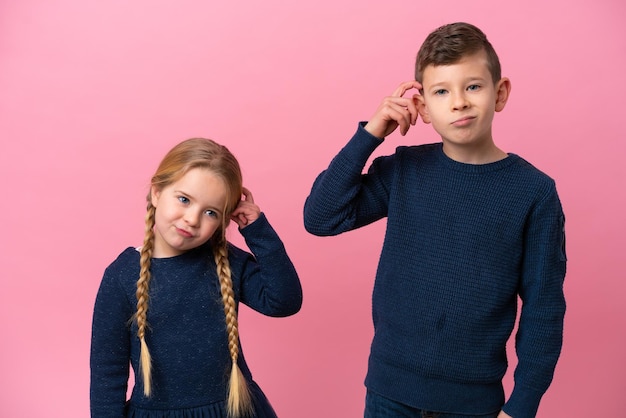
<box><xmin>408</xmin><ymin>97</ymin><xmax>419</xmax><ymax>125</ymax></box>
<box><xmin>392</xmin><ymin>80</ymin><xmax>422</xmax><ymax>97</ymax></box>
<box><xmin>387</xmin><ymin>106</ymin><xmax>410</xmax><ymax>135</ymax></box>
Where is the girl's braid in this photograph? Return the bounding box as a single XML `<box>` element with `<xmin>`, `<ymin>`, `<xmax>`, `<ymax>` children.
<box><xmin>214</xmin><ymin>234</ymin><xmax>253</xmax><ymax>417</ymax></box>
<box><xmin>136</xmin><ymin>203</ymin><xmax>156</xmax><ymax>396</ymax></box>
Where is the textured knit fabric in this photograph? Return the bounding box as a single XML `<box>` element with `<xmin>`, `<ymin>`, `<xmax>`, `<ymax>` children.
<box><xmin>90</xmin><ymin>213</ymin><xmax>302</xmax><ymax>418</ymax></box>
<box><xmin>303</xmin><ymin>124</ymin><xmax>566</xmax><ymax>418</ymax></box>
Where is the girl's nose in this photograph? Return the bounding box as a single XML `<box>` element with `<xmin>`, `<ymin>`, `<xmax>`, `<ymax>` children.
<box><xmin>183</xmin><ymin>210</ymin><xmax>201</xmax><ymax>226</ymax></box>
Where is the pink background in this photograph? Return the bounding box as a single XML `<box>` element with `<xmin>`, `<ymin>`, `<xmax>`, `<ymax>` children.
<box><xmin>1</xmin><ymin>1</ymin><xmax>624</xmax><ymax>416</ymax></box>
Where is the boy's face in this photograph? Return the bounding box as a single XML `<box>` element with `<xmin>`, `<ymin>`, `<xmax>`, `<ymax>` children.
<box><xmin>417</xmin><ymin>51</ymin><xmax>510</xmax><ymax>153</ymax></box>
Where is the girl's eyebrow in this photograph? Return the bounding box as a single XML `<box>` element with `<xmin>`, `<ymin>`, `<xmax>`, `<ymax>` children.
<box><xmin>173</xmin><ymin>189</ymin><xmax>192</xmax><ymax>198</ymax></box>
<box><xmin>174</xmin><ymin>189</ymin><xmax>224</xmax><ymax>214</ymax></box>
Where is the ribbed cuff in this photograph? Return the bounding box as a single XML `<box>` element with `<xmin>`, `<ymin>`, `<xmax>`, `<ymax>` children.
<box><xmin>502</xmin><ymin>384</ymin><xmax>543</xmax><ymax>418</ymax></box>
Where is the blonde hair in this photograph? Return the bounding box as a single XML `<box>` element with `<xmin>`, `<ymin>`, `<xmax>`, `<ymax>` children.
<box><xmin>134</xmin><ymin>138</ymin><xmax>253</xmax><ymax>417</ymax></box>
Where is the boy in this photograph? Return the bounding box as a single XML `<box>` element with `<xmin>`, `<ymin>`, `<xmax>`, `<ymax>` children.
<box><xmin>303</xmin><ymin>22</ymin><xmax>566</xmax><ymax>418</ymax></box>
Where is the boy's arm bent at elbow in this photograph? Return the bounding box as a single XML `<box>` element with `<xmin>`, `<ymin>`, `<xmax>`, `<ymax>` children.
<box><xmin>303</xmin><ymin>123</ymin><xmax>390</xmax><ymax>236</ymax></box>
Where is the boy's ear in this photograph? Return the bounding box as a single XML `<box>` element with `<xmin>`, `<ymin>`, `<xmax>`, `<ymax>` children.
<box><xmin>414</xmin><ymin>94</ymin><xmax>431</xmax><ymax>124</ymax></box>
<box><xmin>495</xmin><ymin>77</ymin><xmax>511</xmax><ymax>112</ymax></box>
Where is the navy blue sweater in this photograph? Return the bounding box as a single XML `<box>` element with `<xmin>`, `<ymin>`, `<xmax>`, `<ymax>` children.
<box><xmin>303</xmin><ymin>124</ymin><xmax>566</xmax><ymax>418</ymax></box>
<box><xmin>90</xmin><ymin>214</ymin><xmax>302</xmax><ymax>418</ymax></box>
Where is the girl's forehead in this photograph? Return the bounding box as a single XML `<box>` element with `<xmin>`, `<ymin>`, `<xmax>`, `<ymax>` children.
<box><xmin>172</xmin><ymin>168</ymin><xmax>228</xmax><ymax>201</ymax></box>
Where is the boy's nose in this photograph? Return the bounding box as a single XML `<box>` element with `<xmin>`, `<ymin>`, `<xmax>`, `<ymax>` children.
<box><xmin>452</xmin><ymin>93</ymin><xmax>470</xmax><ymax>110</ymax></box>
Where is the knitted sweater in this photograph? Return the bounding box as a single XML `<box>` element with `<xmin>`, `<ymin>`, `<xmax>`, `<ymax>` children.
<box><xmin>90</xmin><ymin>213</ymin><xmax>302</xmax><ymax>418</ymax></box>
<box><xmin>303</xmin><ymin>124</ymin><xmax>566</xmax><ymax>418</ymax></box>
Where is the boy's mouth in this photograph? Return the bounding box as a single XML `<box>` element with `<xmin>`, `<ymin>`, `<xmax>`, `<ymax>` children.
<box><xmin>451</xmin><ymin>116</ymin><xmax>475</xmax><ymax>126</ymax></box>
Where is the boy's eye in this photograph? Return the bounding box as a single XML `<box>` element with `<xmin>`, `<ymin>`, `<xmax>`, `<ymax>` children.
<box><xmin>177</xmin><ymin>196</ymin><xmax>190</xmax><ymax>204</ymax></box>
<box><xmin>467</xmin><ymin>84</ymin><xmax>481</xmax><ymax>91</ymax></box>
<box><xmin>433</xmin><ymin>89</ymin><xmax>447</xmax><ymax>95</ymax></box>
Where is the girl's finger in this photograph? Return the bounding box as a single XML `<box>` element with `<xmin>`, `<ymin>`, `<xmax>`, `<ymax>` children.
<box><xmin>241</xmin><ymin>187</ymin><xmax>254</xmax><ymax>204</ymax></box>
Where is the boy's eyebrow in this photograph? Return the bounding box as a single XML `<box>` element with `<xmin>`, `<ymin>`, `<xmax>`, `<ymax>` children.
<box><xmin>425</xmin><ymin>75</ymin><xmax>489</xmax><ymax>88</ymax></box>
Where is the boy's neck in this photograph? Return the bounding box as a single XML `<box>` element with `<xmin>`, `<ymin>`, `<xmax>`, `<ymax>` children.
<box><xmin>441</xmin><ymin>140</ymin><xmax>507</xmax><ymax>165</ymax></box>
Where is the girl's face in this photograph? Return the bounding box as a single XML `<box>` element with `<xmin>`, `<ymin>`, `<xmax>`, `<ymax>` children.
<box><xmin>150</xmin><ymin>167</ymin><xmax>228</xmax><ymax>258</ymax></box>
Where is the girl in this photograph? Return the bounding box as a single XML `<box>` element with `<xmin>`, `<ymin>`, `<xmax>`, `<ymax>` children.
<box><xmin>90</xmin><ymin>138</ymin><xmax>302</xmax><ymax>418</ymax></box>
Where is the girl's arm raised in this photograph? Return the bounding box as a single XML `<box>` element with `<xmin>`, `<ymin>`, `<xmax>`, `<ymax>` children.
<box><xmin>233</xmin><ymin>212</ymin><xmax>302</xmax><ymax>317</ymax></box>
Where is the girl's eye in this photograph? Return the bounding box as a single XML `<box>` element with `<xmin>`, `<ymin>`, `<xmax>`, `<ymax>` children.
<box><xmin>204</xmin><ymin>209</ymin><xmax>218</xmax><ymax>218</ymax></box>
<box><xmin>467</xmin><ymin>84</ymin><xmax>481</xmax><ymax>91</ymax></box>
<box><xmin>178</xmin><ymin>196</ymin><xmax>190</xmax><ymax>204</ymax></box>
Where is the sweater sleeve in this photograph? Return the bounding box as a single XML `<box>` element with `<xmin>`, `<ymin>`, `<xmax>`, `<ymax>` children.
<box><xmin>236</xmin><ymin>212</ymin><xmax>303</xmax><ymax>317</ymax></box>
<box><xmin>90</xmin><ymin>266</ymin><xmax>133</xmax><ymax>418</ymax></box>
<box><xmin>303</xmin><ymin>123</ymin><xmax>394</xmax><ymax>236</ymax></box>
<box><xmin>503</xmin><ymin>184</ymin><xmax>567</xmax><ymax>418</ymax></box>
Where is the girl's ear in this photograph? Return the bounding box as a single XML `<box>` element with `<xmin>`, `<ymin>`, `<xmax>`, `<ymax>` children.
<box><xmin>150</xmin><ymin>186</ymin><xmax>161</xmax><ymax>207</ymax></box>
<box><xmin>414</xmin><ymin>94</ymin><xmax>431</xmax><ymax>124</ymax></box>
<box><xmin>495</xmin><ymin>77</ymin><xmax>511</xmax><ymax>112</ymax></box>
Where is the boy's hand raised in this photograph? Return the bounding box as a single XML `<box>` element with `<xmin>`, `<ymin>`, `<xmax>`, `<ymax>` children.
<box><xmin>364</xmin><ymin>80</ymin><xmax>423</xmax><ymax>139</ymax></box>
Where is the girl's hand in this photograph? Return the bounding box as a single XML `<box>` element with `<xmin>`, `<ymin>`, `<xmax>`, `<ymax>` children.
<box><xmin>230</xmin><ymin>187</ymin><xmax>260</xmax><ymax>229</ymax></box>
<box><xmin>364</xmin><ymin>80</ymin><xmax>423</xmax><ymax>139</ymax></box>
<box><xmin>497</xmin><ymin>411</ymin><xmax>512</xmax><ymax>418</ymax></box>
